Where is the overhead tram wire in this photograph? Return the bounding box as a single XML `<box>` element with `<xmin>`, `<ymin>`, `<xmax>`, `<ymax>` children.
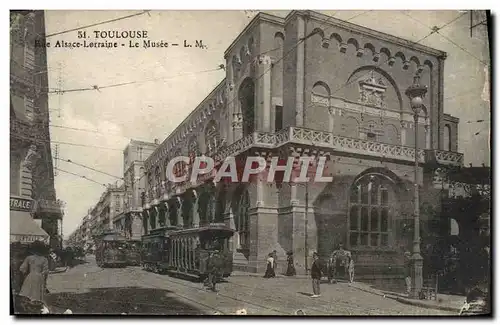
<box><xmin>54</xmin><ymin>167</ymin><xmax>108</xmax><ymax>187</ymax></box>
<box><xmin>55</xmin><ymin>157</ymin><xmax>124</xmax><ymax>180</ymax></box>
<box><xmin>45</xmin><ymin>10</ymin><xmax>151</xmax><ymax>38</ymax></box>
<box><xmin>400</xmin><ymin>11</ymin><xmax>488</xmax><ymax>66</ymax></box>
<box><xmin>47</xmin><ymin>66</ymin><xmax>225</xmax><ymax>95</ymax></box>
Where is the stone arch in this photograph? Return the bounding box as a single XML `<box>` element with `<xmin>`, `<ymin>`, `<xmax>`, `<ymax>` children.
<box><xmin>346</xmin><ymin>37</ymin><xmax>359</xmax><ymax>50</ymax></box>
<box><xmin>409</xmin><ymin>56</ymin><xmax>420</xmax><ymax>68</ymax></box>
<box><xmin>394</xmin><ymin>51</ymin><xmax>406</xmax><ymax>64</ymax></box>
<box><xmin>346</xmin><ymin>65</ymin><xmax>404</xmax><ymax>111</ymax></box>
<box><xmin>380</xmin><ymin>47</ymin><xmax>391</xmax><ymax>61</ymax></box>
<box><xmin>232</xmin><ymin>185</ymin><xmax>251</xmax><ymax>250</ymax></box>
<box><xmin>312</xmin><ymin>27</ymin><xmax>325</xmax><ymax>39</ymax></box>
<box><xmin>363</xmin><ymin>43</ymin><xmax>376</xmax><ymax>56</ymax></box>
<box><xmin>347</xmin><ymin>168</ymin><xmax>405</xmax><ymax>248</ymax></box>
<box><xmin>274</xmin><ymin>31</ymin><xmax>285</xmax><ymax>41</ymax></box>
<box><xmin>330</xmin><ymin>33</ymin><xmax>342</xmax><ymax>45</ymax></box>
<box><xmin>239</xmin><ymin>46</ymin><xmax>247</xmax><ymax>63</ymax></box>
<box><xmin>312</xmin><ymin>81</ymin><xmax>331</xmax><ymax>97</ymax></box>
<box><xmin>238</xmin><ymin>77</ymin><xmax>255</xmax><ymax>136</ymax></box>
<box><xmin>204</xmin><ymin>119</ymin><xmax>220</xmax><ymax>156</ymax></box>
<box><xmin>247</xmin><ymin>37</ymin><xmax>254</xmax><ymax>55</ymax></box>
<box><xmin>423</xmin><ymin>59</ymin><xmax>434</xmax><ymax>70</ymax></box>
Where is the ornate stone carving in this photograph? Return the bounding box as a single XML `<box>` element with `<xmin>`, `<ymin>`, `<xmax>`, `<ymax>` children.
<box><xmin>339</xmin><ymin>43</ymin><xmax>347</xmax><ymax>53</ymax></box>
<box><xmin>322</xmin><ymin>38</ymin><xmax>330</xmax><ymax>48</ymax></box>
<box><xmin>403</xmin><ymin>61</ymin><xmax>410</xmax><ymax>70</ymax></box>
<box><xmin>258</xmin><ymin>55</ymin><xmax>272</xmax><ymax>65</ymax></box>
<box><xmin>22</xmin><ymin>144</ymin><xmax>39</xmax><ymax>170</ymax></box>
<box><xmin>388</xmin><ymin>57</ymin><xmax>396</xmax><ymax>66</ymax></box>
<box><xmin>358</xmin><ymin>71</ymin><xmax>387</xmax><ymax>108</ymax></box>
<box><xmin>311</xmin><ymin>93</ymin><xmax>330</xmax><ymax>106</ymax></box>
<box><xmin>356</xmin><ymin>49</ymin><xmax>364</xmax><ymax>57</ymax></box>
<box><xmin>373</xmin><ymin>52</ymin><xmax>380</xmax><ymax>62</ymax></box>
<box><xmin>232</xmin><ymin>112</ymin><xmax>242</xmax><ymax>129</ymax></box>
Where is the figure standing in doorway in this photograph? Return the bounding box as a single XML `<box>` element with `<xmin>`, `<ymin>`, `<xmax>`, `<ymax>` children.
<box><xmin>311</xmin><ymin>252</ymin><xmax>322</xmax><ymax>298</ymax></box>
<box><xmin>286</xmin><ymin>251</ymin><xmax>296</xmax><ymax>276</ymax></box>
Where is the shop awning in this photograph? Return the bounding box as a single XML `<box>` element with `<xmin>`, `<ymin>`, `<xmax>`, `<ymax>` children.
<box><xmin>10</xmin><ymin>210</ymin><xmax>49</xmax><ymax>244</ymax></box>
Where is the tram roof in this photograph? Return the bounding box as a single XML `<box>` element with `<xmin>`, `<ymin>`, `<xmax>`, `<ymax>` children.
<box><xmin>170</xmin><ymin>224</ymin><xmax>235</xmax><ymax>236</ymax></box>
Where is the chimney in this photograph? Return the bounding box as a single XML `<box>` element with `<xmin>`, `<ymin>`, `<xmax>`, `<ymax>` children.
<box><xmin>154</xmin><ymin>138</ymin><xmax>159</xmax><ymax>145</ymax></box>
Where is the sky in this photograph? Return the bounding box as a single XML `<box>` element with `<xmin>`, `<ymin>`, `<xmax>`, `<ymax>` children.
<box><xmin>42</xmin><ymin>10</ymin><xmax>491</xmax><ymax>237</ymax></box>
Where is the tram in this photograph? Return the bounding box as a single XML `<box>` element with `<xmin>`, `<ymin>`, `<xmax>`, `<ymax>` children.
<box><xmin>94</xmin><ymin>231</ymin><xmax>128</xmax><ymax>268</ymax></box>
<box><xmin>141</xmin><ymin>223</ymin><xmax>235</xmax><ymax>281</ymax></box>
<box><xmin>125</xmin><ymin>240</ymin><xmax>142</xmax><ymax>266</ymax></box>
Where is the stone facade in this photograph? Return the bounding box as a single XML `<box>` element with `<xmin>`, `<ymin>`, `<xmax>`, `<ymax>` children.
<box><xmin>142</xmin><ymin>11</ymin><xmax>464</xmax><ymax>278</ymax></box>
<box><xmin>10</xmin><ymin>10</ymin><xmax>63</xmax><ymax>249</ymax></box>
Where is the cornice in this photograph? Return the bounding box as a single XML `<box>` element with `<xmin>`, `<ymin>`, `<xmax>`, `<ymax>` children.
<box><xmin>287</xmin><ymin>10</ymin><xmax>447</xmax><ymax>59</ymax></box>
<box><xmin>224</xmin><ymin>12</ymin><xmax>284</xmax><ymax>59</ymax></box>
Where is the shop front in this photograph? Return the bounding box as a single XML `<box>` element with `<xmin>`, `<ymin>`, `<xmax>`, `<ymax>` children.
<box><xmin>10</xmin><ymin>195</ymin><xmax>49</xmax><ymax>244</ymax></box>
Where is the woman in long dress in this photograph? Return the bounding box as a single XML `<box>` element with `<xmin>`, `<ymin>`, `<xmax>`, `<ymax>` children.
<box><xmin>285</xmin><ymin>251</ymin><xmax>296</xmax><ymax>276</ymax></box>
<box><xmin>263</xmin><ymin>253</ymin><xmax>275</xmax><ymax>278</ymax></box>
<box><xmin>19</xmin><ymin>241</ymin><xmax>49</xmax><ymax>303</ymax></box>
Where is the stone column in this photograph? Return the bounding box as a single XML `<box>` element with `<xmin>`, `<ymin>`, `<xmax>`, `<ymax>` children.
<box><xmin>425</xmin><ymin>122</ymin><xmax>431</xmax><ymax>149</ymax></box>
<box><xmin>328</xmin><ymin>107</ymin><xmax>335</xmax><ymax>133</ymax></box>
<box><xmin>400</xmin><ymin>121</ymin><xmax>407</xmax><ymax>146</ymax></box>
<box><xmin>192</xmin><ymin>190</ymin><xmax>200</xmax><ymax>227</ymax></box>
<box><xmin>232</xmin><ymin>112</ymin><xmax>243</xmax><ymax>142</ymax></box>
<box><xmin>176</xmin><ymin>197</ymin><xmax>184</xmax><ymax>228</ymax></box>
<box><xmin>162</xmin><ymin>202</ymin><xmax>171</xmax><ymax>227</ymax></box>
<box><xmin>257</xmin><ymin>55</ymin><xmax>272</xmax><ymax>132</ymax></box>
<box><xmin>295</xmin><ymin>15</ymin><xmax>306</xmax><ymax>127</ymax></box>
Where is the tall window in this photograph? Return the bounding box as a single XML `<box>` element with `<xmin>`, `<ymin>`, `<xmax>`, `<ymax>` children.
<box><xmin>205</xmin><ymin>120</ymin><xmax>220</xmax><ymax>156</ymax></box>
<box><xmin>349</xmin><ymin>175</ymin><xmax>391</xmax><ymax>248</ymax></box>
<box><xmin>155</xmin><ymin>166</ymin><xmax>161</xmax><ymax>198</ymax></box>
<box><xmin>235</xmin><ymin>189</ymin><xmax>250</xmax><ymax>249</ymax></box>
<box><xmin>275</xmin><ymin>105</ymin><xmax>283</xmax><ymax>131</ymax></box>
<box><xmin>238</xmin><ymin>78</ymin><xmax>255</xmax><ymax>136</ymax></box>
<box><xmin>444</xmin><ymin>124</ymin><xmax>451</xmax><ymax>151</ymax></box>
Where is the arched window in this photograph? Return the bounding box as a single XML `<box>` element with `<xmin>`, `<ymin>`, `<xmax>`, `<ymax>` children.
<box><xmin>205</xmin><ymin>120</ymin><xmax>220</xmax><ymax>156</ymax></box>
<box><xmin>238</xmin><ymin>78</ymin><xmax>255</xmax><ymax>136</ymax></box>
<box><xmin>235</xmin><ymin>189</ymin><xmax>250</xmax><ymax>249</ymax></box>
<box><xmin>188</xmin><ymin>137</ymin><xmax>200</xmax><ymax>165</ymax></box>
<box><xmin>172</xmin><ymin>149</ymin><xmax>186</xmax><ymax>179</ymax></box>
<box><xmin>348</xmin><ymin>174</ymin><xmax>393</xmax><ymax>248</ymax></box>
<box><xmin>155</xmin><ymin>165</ymin><xmax>161</xmax><ymax>198</ymax></box>
<box><xmin>444</xmin><ymin>124</ymin><xmax>451</xmax><ymax>151</ymax></box>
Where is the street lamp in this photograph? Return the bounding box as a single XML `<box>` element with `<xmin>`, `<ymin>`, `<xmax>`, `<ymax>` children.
<box><xmin>405</xmin><ymin>74</ymin><xmax>427</xmax><ymax>299</ymax></box>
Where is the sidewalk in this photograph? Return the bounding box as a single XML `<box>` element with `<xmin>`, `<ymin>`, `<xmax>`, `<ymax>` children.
<box><xmin>349</xmin><ymin>282</ymin><xmax>464</xmax><ymax>313</ymax></box>
<box><xmin>232</xmin><ymin>271</ymin><xmax>464</xmax><ymax>313</ymax></box>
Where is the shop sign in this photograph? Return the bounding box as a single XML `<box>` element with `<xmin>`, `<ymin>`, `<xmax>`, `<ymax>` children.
<box><xmin>10</xmin><ymin>234</ymin><xmax>48</xmax><ymax>243</ymax></box>
<box><xmin>10</xmin><ymin>196</ymin><xmax>34</xmax><ymax>212</ymax></box>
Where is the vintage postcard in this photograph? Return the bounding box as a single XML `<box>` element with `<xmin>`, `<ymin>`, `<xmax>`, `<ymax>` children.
<box><xmin>10</xmin><ymin>9</ymin><xmax>491</xmax><ymax>316</ymax></box>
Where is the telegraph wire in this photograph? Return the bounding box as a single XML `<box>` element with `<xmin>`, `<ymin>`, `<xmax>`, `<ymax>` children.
<box><xmin>50</xmin><ymin>140</ymin><xmax>124</xmax><ymax>152</ymax></box>
<box><xmin>47</xmin><ymin>66</ymin><xmax>224</xmax><ymax>95</ymax></box>
<box><xmin>54</xmin><ymin>167</ymin><xmax>108</xmax><ymax>187</ymax></box>
<box><xmin>55</xmin><ymin>157</ymin><xmax>123</xmax><ymax>180</ymax></box>
<box><xmin>400</xmin><ymin>11</ymin><xmax>488</xmax><ymax>66</ymax></box>
<box><xmin>45</xmin><ymin>10</ymin><xmax>151</xmax><ymax>38</ymax></box>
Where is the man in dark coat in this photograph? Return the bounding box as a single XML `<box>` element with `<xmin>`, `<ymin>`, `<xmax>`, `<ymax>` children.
<box><xmin>311</xmin><ymin>252</ymin><xmax>322</xmax><ymax>298</ymax></box>
<box><xmin>206</xmin><ymin>249</ymin><xmax>223</xmax><ymax>292</ymax></box>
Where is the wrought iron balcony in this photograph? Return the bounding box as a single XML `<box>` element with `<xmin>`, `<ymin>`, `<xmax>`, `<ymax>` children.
<box><xmin>36</xmin><ymin>199</ymin><xmax>64</xmax><ymax>218</ymax></box>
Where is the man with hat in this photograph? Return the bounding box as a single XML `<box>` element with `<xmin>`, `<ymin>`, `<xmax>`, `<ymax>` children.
<box><xmin>311</xmin><ymin>252</ymin><xmax>322</xmax><ymax>298</ymax></box>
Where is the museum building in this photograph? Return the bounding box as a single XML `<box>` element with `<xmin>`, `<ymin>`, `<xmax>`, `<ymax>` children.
<box><xmin>141</xmin><ymin>10</ymin><xmax>463</xmax><ymax>277</ymax></box>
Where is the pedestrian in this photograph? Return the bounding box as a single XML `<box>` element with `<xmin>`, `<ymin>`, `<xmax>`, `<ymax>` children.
<box><xmin>311</xmin><ymin>252</ymin><xmax>322</xmax><ymax>298</ymax></box>
<box><xmin>404</xmin><ymin>251</ymin><xmax>411</xmax><ymax>296</ymax></box>
<box><xmin>206</xmin><ymin>249</ymin><xmax>222</xmax><ymax>292</ymax></box>
<box><xmin>263</xmin><ymin>253</ymin><xmax>275</xmax><ymax>278</ymax></box>
<box><xmin>272</xmin><ymin>250</ymin><xmax>278</xmax><ymax>273</ymax></box>
<box><xmin>19</xmin><ymin>241</ymin><xmax>49</xmax><ymax>303</ymax></box>
<box><xmin>285</xmin><ymin>251</ymin><xmax>296</xmax><ymax>276</ymax></box>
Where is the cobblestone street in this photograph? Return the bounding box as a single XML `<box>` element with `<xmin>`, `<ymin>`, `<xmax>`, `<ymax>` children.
<box><xmin>45</xmin><ymin>256</ymin><xmax>453</xmax><ymax>315</ymax></box>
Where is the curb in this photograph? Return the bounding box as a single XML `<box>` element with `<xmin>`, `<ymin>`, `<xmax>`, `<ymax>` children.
<box><xmin>350</xmin><ymin>284</ymin><xmax>461</xmax><ymax>313</ymax></box>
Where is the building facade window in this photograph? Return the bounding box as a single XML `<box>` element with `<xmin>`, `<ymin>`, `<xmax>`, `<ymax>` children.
<box><xmin>444</xmin><ymin>124</ymin><xmax>451</xmax><ymax>151</ymax></box>
<box><xmin>238</xmin><ymin>78</ymin><xmax>255</xmax><ymax>136</ymax></box>
<box><xmin>235</xmin><ymin>189</ymin><xmax>250</xmax><ymax>249</ymax></box>
<box><xmin>275</xmin><ymin>105</ymin><xmax>283</xmax><ymax>131</ymax></box>
<box><xmin>348</xmin><ymin>174</ymin><xmax>392</xmax><ymax>248</ymax></box>
<box><xmin>205</xmin><ymin>120</ymin><xmax>220</xmax><ymax>156</ymax></box>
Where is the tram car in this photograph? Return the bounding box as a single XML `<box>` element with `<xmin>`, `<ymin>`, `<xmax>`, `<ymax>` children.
<box><xmin>141</xmin><ymin>223</ymin><xmax>235</xmax><ymax>281</ymax></box>
<box><xmin>94</xmin><ymin>231</ymin><xmax>128</xmax><ymax>268</ymax></box>
<box><xmin>125</xmin><ymin>240</ymin><xmax>142</xmax><ymax>266</ymax></box>
<box><xmin>141</xmin><ymin>232</ymin><xmax>171</xmax><ymax>273</ymax></box>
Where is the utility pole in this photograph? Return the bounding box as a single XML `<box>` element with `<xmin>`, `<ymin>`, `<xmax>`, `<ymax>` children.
<box><xmin>53</xmin><ymin>144</ymin><xmax>59</xmax><ymax>176</ymax></box>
